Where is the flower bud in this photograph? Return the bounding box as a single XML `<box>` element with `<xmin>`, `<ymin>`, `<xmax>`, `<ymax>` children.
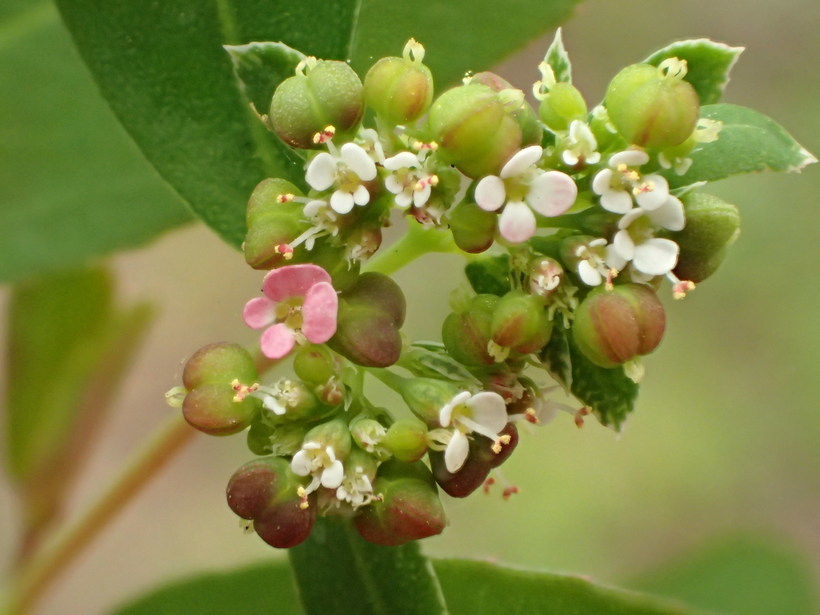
<box><xmin>572</xmin><ymin>284</ymin><xmax>666</xmax><ymax>368</ymax></box>
<box><xmin>244</xmin><ymin>179</ymin><xmax>311</xmax><ymax>270</ymax></box>
<box><xmin>349</xmin><ymin>416</ymin><xmax>389</xmax><ymax>459</ymax></box>
<box><xmin>364</xmin><ymin>41</ymin><xmax>434</xmax><ymax>125</ymax></box>
<box><xmin>447</xmin><ymin>199</ymin><xmax>498</xmax><ymax>253</ymax></box>
<box><xmin>303</xmin><ymin>418</ymin><xmax>353</xmax><ymax>462</ymax></box>
<box><xmin>442</xmin><ymin>294</ymin><xmax>499</xmax><ymax>366</ymax></box>
<box><xmin>247</xmin><ymin>421</ymin><xmax>307</xmax><ymax>457</ymax></box>
<box><xmin>605</xmin><ymin>59</ymin><xmax>699</xmax><ymax>148</ymax></box>
<box><xmin>398</xmin><ymin>377</ymin><xmax>460</xmax><ymax>426</ymax></box>
<box><xmin>669</xmin><ymin>193</ymin><xmax>740</xmax><ymax>283</ymax></box>
<box><xmin>428</xmin><ymin>83</ymin><xmax>522</xmax><ymax>178</ymax></box>
<box><xmin>353</xmin><ymin>460</ymin><xmax>446</xmax><ymax>546</ymax></box>
<box><xmin>490</xmin><ymin>290</ymin><xmax>553</xmax><ymax>354</ymax></box>
<box><xmin>471</xmin><ymin>72</ymin><xmax>542</xmax><ymax>146</ymax></box>
<box><xmin>293</xmin><ymin>344</ymin><xmax>338</xmax><ymax>385</ymax></box>
<box><xmin>538</xmin><ymin>82</ymin><xmax>588</xmax><ymax>132</ymax></box>
<box><xmin>383</xmin><ymin>418</ymin><xmax>429</xmax><ymax>462</ymax></box>
<box><xmin>529</xmin><ymin>256</ymin><xmax>564</xmax><ymax>297</ymax></box>
<box><xmin>270</xmin><ymin>59</ymin><xmax>364</xmax><ymax>149</ymax></box>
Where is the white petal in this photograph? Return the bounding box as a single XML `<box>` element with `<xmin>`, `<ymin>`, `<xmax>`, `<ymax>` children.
<box><xmin>352</xmin><ymin>184</ymin><xmax>371</xmax><ymax>206</ymax></box>
<box><xmin>321</xmin><ymin>460</ymin><xmax>345</xmax><ymax>489</ymax></box>
<box><xmin>561</xmin><ymin>150</ymin><xmax>580</xmax><ymax>167</ymax></box>
<box><xmin>303</xmin><ymin>199</ymin><xmax>326</xmax><ymax>217</ymax></box>
<box><xmin>634</xmin><ymin>174</ymin><xmax>669</xmax><ymax>210</ymax></box>
<box><xmin>610</xmin><ymin>149</ymin><xmax>649</xmax><ymax>168</ymax></box>
<box><xmin>498</xmin><ymin>201</ymin><xmax>536</xmax><ymax>243</ymax></box>
<box><xmin>500</xmin><ymin>145</ymin><xmax>543</xmax><ymax>179</ymax></box>
<box><xmin>618</xmin><ymin>208</ymin><xmax>645</xmax><ymax>230</ymax></box>
<box><xmin>591</xmin><ymin>169</ymin><xmax>613</xmax><ymax>196</ymax></box>
<box><xmin>414</xmin><ymin>183</ymin><xmax>432</xmax><ymax>207</ymax></box>
<box><xmin>633</xmin><ymin>238</ymin><xmax>679</xmax><ymax>275</ymax></box>
<box><xmin>383</xmin><ymin>151</ymin><xmax>419</xmax><ymax>171</ymax></box>
<box><xmin>612</xmin><ymin>229</ymin><xmax>635</xmax><ymax>261</ymax></box>
<box><xmin>467</xmin><ymin>392</ymin><xmax>508</xmax><ymax>433</ymax></box>
<box><xmin>444</xmin><ymin>430</ymin><xmax>470</xmax><ymax>473</ymax></box>
<box><xmin>648</xmin><ymin>196</ymin><xmax>685</xmax><ymax>231</ymax></box>
<box><xmin>474</xmin><ymin>175</ymin><xmax>506</xmax><ymax>211</ymax></box>
<box><xmin>601</xmin><ymin>190</ymin><xmax>633</xmax><ymax>214</ymax></box>
<box><xmin>440</xmin><ymin>391</ymin><xmax>470</xmax><ymax>427</ymax></box>
<box><xmin>291</xmin><ymin>450</ymin><xmax>313</xmax><ymax>476</ymax></box>
<box><xmin>578</xmin><ymin>260</ymin><xmax>603</xmax><ymax>286</ymax></box>
<box><xmin>305</xmin><ymin>153</ymin><xmax>337</xmax><ymax>191</ymax></box>
<box><xmin>394</xmin><ymin>190</ymin><xmax>413</xmax><ymax>209</ymax></box>
<box><xmin>605</xmin><ymin>244</ymin><xmax>628</xmax><ymax>271</ymax></box>
<box><xmin>527</xmin><ymin>171</ymin><xmax>577</xmax><ymax>217</ymax></box>
<box><xmin>384</xmin><ymin>175</ymin><xmax>404</xmax><ymax>195</ymax></box>
<box><xmin>341</xmin><ymin>143</ymin><xmax>377</xmax><ymax>180</ymax></box>
<box><xmin>330</xmin><ymin>190</ymin><xmax>355</xmax><ymax>214</ymax></box>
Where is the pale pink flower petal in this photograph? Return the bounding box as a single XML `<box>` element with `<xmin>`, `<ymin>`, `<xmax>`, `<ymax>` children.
<box><xmin>262</xmin><ymin>264</ymin><xmax>331</xmax><ymax>302</ymax></box>
<box><xmin>301</xmin><ymin>281</ymin><xmax>338</xmax><ymax>344</ymax></box>
<box><xmin>527</xmin><ymin>170</ymin><xmax>577</xmax><ymax>217</ymax></box>
<box><xmin>474</xmin><ymin>175</ymin><xmax>506</xmax><ymax>211</ymax></box>
<box><xmin>243</xmin><ymin>297</ymin><xmax>276</xmax><ymax>329</ymax></box>
<box><xmin>259</xmin><ymin>323</ymin><xmax>297</xmax><ymax>359</ymax></box>
<box><xmin>498</xmin><ymin>200</ymin><xmax>536</xmax><ymax>243</ymax></box>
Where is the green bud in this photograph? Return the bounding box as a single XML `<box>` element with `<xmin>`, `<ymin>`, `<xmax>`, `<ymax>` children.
<box><xmin>447</xmin><ymin>199</ymin><xmax>498</xmax><ymax>253</ymax></box>
<box><xmin>442</xmin><ymin>294</ymin><xmax>499</xmax><ymax>366</ymax></box>
<box><xmin>302</xmin><ymin>418</ymin><xmax>352</xmax><ymax>462</ymax></box>
<box><xmin>538</xmin><ymin>82</ymin><xmax>588</xmax><ymax>132</ymax></box>
<box><xmin>398</xmin><ymin>377</ymin><xmax>459</xmax><ymax>426</ymax></box>
<box><xmin>270</xmin><ymin>59</ymin><xmax>364</xmax><ymax>149</ymax></box>
<box><xmin>244</xmin><ymin>179</ymin><xmax>310</xmax><ymax>270</ymax></box>
<box><xmin>247</xmin><ymin>421</ymin><xmax>307</xmax><ymax>457</ymax></box>
<box><xmin>182</xmin><ymin>342</ymin><xmax>257</xmax><ymax>391</ymax></box>
<box><xmin>471</xmin><ymin>72</ymin><xmax>542</xmax><ymax>146</ymax></box>
<box><xmin>490</xmin><ymin>290</ymin><xmax>552</xmax><ymax>354</ymax></box>
<box><xmin>182</xmin><ymin>384</ymin><xmax>258</xmax><ymax>436</ymax></box>
<box><xmin>293</xmin><ymin>344</ymin><xmax>338</xmax><ymax>385</ymax></box>
<box><xmin>668</xmin><ymin>192</ymin><xmax>740</xmax><ymax>283</ymax></box>
<box><xmin>572</xmin><ymin>284</ymin><xmax>666</xmax><ymax>368</ymax></box>
<box><xmin>349</xmin><ymin>416</ymin><xmax>389</xmax><ymax>459</ymax></box>
<box><xmin>364</xmin><ymin>40</ymin><xmax>434</xmax><ymax>125</ymax></box>
<box><xmin>428</xmin><ymin>83</ymin><xmax>522</xmax><ymax>178</ymax></box>
<box><xmin>605</xmin><ymin>59</ymin><xmax>699</xmax><ymax>148</ymax></box>
<box><xmin>383</xmin><ymin>418</ymin><xmax>429</xmax><ymax>462</ymax></box>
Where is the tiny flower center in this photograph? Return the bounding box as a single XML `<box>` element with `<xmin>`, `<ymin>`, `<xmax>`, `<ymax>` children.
<box><xmin>275</xmin><ymin>297</ymin><xmax>305</xmax><ymax>331</ymax></box>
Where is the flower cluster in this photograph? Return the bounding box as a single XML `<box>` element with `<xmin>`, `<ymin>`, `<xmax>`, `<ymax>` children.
<box><xmin>167</xmin><ymin>33</ymin><xmax>752</xmax><ymax>549</ymax></box>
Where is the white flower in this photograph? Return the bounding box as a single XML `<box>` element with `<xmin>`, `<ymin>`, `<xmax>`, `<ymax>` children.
<box><xmin>561</xmin><ymin>120</ymin><xmax>601</xmax><ymax>167</ymax></box>
<box><xmin>592</xmin><ymin>149</ymin><xmax>669</xmax><ymax>214</ymax></box>
<box><xmin>305</xmin><ymin>141</ymin><xmax>377</xmax><ymax>214</ymax></box>
<box><xmin>475</xmin><ymin>145</ymin><xmax>577</xmax><ymax>243</ymax></box>
<box><xmin>383</xmin><ymin>151</ymin><xmax>438</xmax><ymax>209</ymax></box>
<box><xmin>606</xmin><ymin>195</ymin><xmax>686</xmax><ymax>278</ymax></box>
<box><xmin>336</xmin><ymin>465</ymin><xmax>378</xmax><ymax>509</ymax></box>
<box><xmin>431</xmin><ymin>391</ymin><xmax>509</xmax><ymax>473</ymax></box>
<box><xmin>291</xmin><ymin>441</ymin><xmax>345</xmax><ymax>495</ymax></box>
<box><xmin>574</xmin><ymin>237</ymin><xmax>611</xmax><ymax>287</ymax></box>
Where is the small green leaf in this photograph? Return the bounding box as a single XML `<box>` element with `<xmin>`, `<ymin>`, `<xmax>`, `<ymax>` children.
<box><xmin>668</xmin><ymin>104</ymin><xmax>817</xmax><ymax>188</ymax></box>
<box><xmin>113</xmin><ymin>560</ymin><xmax>300</xmax><ymax>615</ymax></box>
<box><xmin>465</xmin><ymin>254</ymin><xmax>512</xmax><ymax>296</ymax></box>
<box><xmin>289</xmin><ymin>518</ymin><xmax>447</xmax><ymax>615</ymax></box>
<box><xmin>543</xmin><ymin>27</ymin><xmax>572</xmax><ymax>83</ymax></box>
<box><xmin>539</xmin><ymin>323</ymin><xmax>572</xmax><ymax>392</ymax></box>
<box><xmin>224</xmin><ymin>41</ymin><xmax>307</xmax><ymax>121</ymax></box>
<box><xmin>566</xmin><ymin>329</ymin><xmax>639</xmax><ymax>430</ymax></box>
<box><xmin>434</xmin><ymin>558</ymin><xmax>710</xmax><ymax>614</ymax></box>
<box><xmin>399</xmin><ymin>344</ymin><xmax>483</xmax><ymax>386</ymax></box>
<box><xmin>643</xmin><ymin>39</ymin><xmax>744</xmax><ymax>105</ymax></box>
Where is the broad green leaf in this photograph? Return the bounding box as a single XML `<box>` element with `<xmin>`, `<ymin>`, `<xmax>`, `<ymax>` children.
<box><xmin>668</xmin><ymin>104</ymin><xmax>817</xmax><ymax>188</ymax></box>
<box><xmin>224</xmin><ymin>41</ymin><xmax>307</xmax><ymax>121</ymax></box>
<box><xmin>465</xmin><ymin>254</ymin><xmax>512</xmax><ymax>296</ymax></box>
<box><xmin>631</xmin><ymin>535</ymin><xmax>817</xmax><ymax>615</ymax></box>
<box><xmin>643</xmin><ymin>39</ymin><xmax>744</xmax><ymax>105</ymax></box>
<box><xmin>0</xmin><ymin>3</ymin><xmax>191</xmax><ymax>283</ymax></box>
<box><xmin>434</xmin><ymin>559</ymin><xmax>709</xmax><ymax>615</ymax></box>
<box><xmin>113</xmin><ymin>560</ymin><xmax>300</xmax><ymax>615</ymax></box>
<box><xmin>566</xmin><ymin>328</ymin><xmax>639</xmax><ymax>430</ymax></box>
<box><xmin>289</xmin><ymin>518</ymin><xmax>447</xmax><ymax>615</ymax></box>
<box><xmin>543</xmin><ymin>27</ymin><xmax>572</xmax><ymax>83</ymax></box>
<box><xmin>5</xmin><ymin>267</ymin><xmax>152</xmax><ymax>549</ymax></box>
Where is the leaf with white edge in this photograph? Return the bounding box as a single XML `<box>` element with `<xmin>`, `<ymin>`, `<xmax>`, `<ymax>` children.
<box><xmin>644</xmin><ymin>39</ymin><xmax>744</xmax><ymax>105</ymax></box>
<box><xmin>667</xmin><ymin>104</ymin><xmax>817</xmax><ymax>188</ymax></box>
<box><xmin>399</xmin><ymin>344</ymin><xmax>483</xmax><ymax>386</ymax></box>
<box><xmin>543</xmin><ymin>27</ymin><xmax>572</xmax><ymax>83</ymax></box>
<box><xmin>566</xmin><ymin>329</ymin><xmax>639</xmax><ymax>430</ymax></box>
<box><xmin>225</xmin><ymin>41</ymin><xmax>307</xmax><ymax>122</ymax></box>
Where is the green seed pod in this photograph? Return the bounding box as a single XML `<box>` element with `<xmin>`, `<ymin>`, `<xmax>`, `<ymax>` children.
<box><xmin>293</xmin><ymin>344</ymin><xmax>338</xmax><ymax>385</ymax></box>
<box><xmin>182</xmin><ymin>384</ymin><xmax>258</xmax><ymax>436</ymax></box>
<box><xmin>244</xmin><ymin>178</ymin><xmax>311</xmax><ymax>270</ymax></box>
<box><xmin>428</xmin><ymin>83</ymin><xmax>522</xmax><ymax>178</ymax></box>
<box><xmin>471</xmin><ymin>71</ymin><xmax>542</xmax><ymax>146</ymax></box>
<box><xmin>442</xmin><ymin>294</ymin><xmax>499</xmax><ymax>366</ymax></box>
<box><xmin>270</xmin><ymin>59</ymin><xmax>364</xmax><ymax>149</ymax></box>
<box><xmin>182</xmin><ymin>342</ymin><xmax>258</xmax><ymax>391</ymax></box>
<box><xmin>491</xmin><ymin>290</ymin><xmax>552</xmax><ymax>354</ymax></box>
<box><xmin>538</xmin><ymin>82</ymin><xmax>588</xmax><ymax>132</ymax></box>
<box><xmin>448</xmin><ymin>199</ymin><xmax>498</xmax><ymax>253</ymax></box>
<box><xmin>383</xmin><ymin>418</ymin><xmax>429</xmax><ymax>462</ymax></box>
<box><xmin>669</xmin><ymin>192</ymin><xmax>740</xmax><ymax>283</ymax></box>
<box><xmin>605</xmin><ymin>59</ymin><xmax>699</xmax><ymax>148</ymax></box>
<box><xmin>572</xmin><ymin>284</ymin><xmax>666</xmax><ymax>369</ymax></box>
<box><xmin>364</xmin><ymin>40</ymin><xmax>434</xmax><ymax>125</ymax></box>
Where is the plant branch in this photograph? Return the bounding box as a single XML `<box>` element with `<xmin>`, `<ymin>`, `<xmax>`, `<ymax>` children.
<box><xmin>364</xmin><ymin>221</ymin><xmax>459</xmax><ymax>276</ymax></box>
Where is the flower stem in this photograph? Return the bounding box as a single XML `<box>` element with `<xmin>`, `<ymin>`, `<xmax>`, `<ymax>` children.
<box><xmin>364</xmin><ymin>221</ymin><xmax>458</xmax><ymax>276</ymax></box>
<box><xmin>4</xmin><ymin>413</ymin><xmax>195</xmax><ymax>615</ymax></box>
<box><xmin>367</xmin><ymin>367</ymin><xmax>409</xmax><ymax>394</ymax></box>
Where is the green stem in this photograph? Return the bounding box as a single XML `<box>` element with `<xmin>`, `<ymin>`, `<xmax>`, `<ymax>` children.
<box><xmin>364</xmin><ymin>222</ymin><xmax>458</xmax><ymax>276</ymax></box>
<box><xmin>366</xmin><ymin>367</ymin><xmax>409</xmax><ymax>394</ymax></box>
<box><xmin>4</xmin><ymin>413</ymin><xmax>195</xmax><ymax>615</ymax></box>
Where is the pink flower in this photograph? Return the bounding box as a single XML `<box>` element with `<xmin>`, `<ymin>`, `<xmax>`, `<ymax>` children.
<box><xmin>243</xmin><ymin>264</ymin><xmax>338</xmax><ymax>359</ymax></box>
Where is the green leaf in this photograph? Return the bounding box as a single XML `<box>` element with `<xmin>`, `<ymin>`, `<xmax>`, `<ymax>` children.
<box><xmin>668</xmin><ymin>104</ymin><xmax>817</xmax><ymax>188</ymax></box>
<box><xmin>465</xmin><ymin>254</ymin><xmax>512</xmax><ymax>296</ymax></box>
<box><xmin>643</xmin><ymin>39</ymin><xmax>744</xmax><ymax>105</ymax></box>
<box><xmin>434</xmin><ymin>559</ymin><xmax>709</xmax><ymax>614</ymax></box>
<box><xmin>543</xmin><ymin>27</ymin><xmax>572</xmax><ymax>83</ymax></box>
<box><xmin>224</xmin><ymin>41</ymin><xmax>307</xmax><ymax>122</ymax></box>
<box><xmin>566</xmin><ymin>328</ymin><xmax>639</xmax><ymax>430</ymax></box>
<box><xmin>113</xmin><ymin>560</ymin><xmax>300</xmax><ymax>615</ymax></box>
<box><xmin>0</xmin><ymin>3</ymin><xmax>191</xmax><ymax>283</ymax></box>
<box><xmin>289</xmin><ymin>518</ymin><xmax>447</xmax><ymax>615</ymax></box>
<box><xmin>399</xmin><ymin>344</ymin><xmax>483</xmax><ymax>386</ymax></box>
<box><xmin>539</xmin><ymin>323</ymin><xmax>572</xmax><ymax>392</ymax></box>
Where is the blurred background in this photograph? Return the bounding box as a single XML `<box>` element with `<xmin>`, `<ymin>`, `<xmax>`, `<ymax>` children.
<box><xmin>1</xmin><ymin>0</ymin><xmax>818</xmax><ymax>613</ymax></box>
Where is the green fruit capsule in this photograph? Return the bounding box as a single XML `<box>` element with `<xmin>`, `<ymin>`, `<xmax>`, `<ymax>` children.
<box><xmin>490</xmin><ymin>290</ymin><xmax>552</xmax><ymax>354</ymax></box>
<box><xmin>243</xmin><ymin>178</ymin><xmax>310</xmax><ymax>270</ymax></box>
<box><xmin>364</xmin><ymin>39</ymin><xmax>434</xmax><ymax>125</ymax></box>
<box><xmin>538</xmin><ymin>82</ymin><xmax>588</xmax><ymax>132</ymax></box>
<box><xmin>448</xmin><ymin>200</ymin><xmax>498</xmax><ymax>254</ymax></box>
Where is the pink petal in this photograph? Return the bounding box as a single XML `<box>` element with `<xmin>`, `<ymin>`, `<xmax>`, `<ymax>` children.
<box><xmin>498</xmin><ymin>201</ymin><xmax>536</xmax><ymax>243</ymax></box>
<box><xmin>302</xmin><ymin>281</ymin><xmax>338</xmax><ymax>344</ymax></box>
<box><xmin>259</xmin><ymin>323</ymin><xmax>297</xmax><ymax>359</ymax></box>
<box><xmin>474</xmin><ymin>175</ymin><xmax>506</xmax><ymax>211</ymax></box>
<box><xmin>243</xmin><ymin>297</ymin><xmax>276</xmax><ymax>329</ymax></box>
<box><xmin>262</xmin><ymin>264</ymin><xmax>331</xmax><ymax>302</ymax></box>
<box><xmin>527</xmin><ymin>171</ymin><xmax>577</xmax><ymax>217</ymax></box>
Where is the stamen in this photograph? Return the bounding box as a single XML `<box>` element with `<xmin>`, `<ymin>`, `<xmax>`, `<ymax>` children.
<box><xmin>231</xmin><ymin>379</ymin><xmax>260</xmax><ymax>402</ymax></box>
<box><xmin>297</xmin><ymin>485</ymin><xmax>310</xmax><ymax>510</ymax></box>
<box><xmin>312</xmin><ymin>125</ymin><xmax>336</xmax><ymax>145</ymax></box>
<box><xmin>491</xmin><ymin>433</ymin><xmax>513</xmax><ymax>454</ymax></box>
<box><xmin>274</xmin><ymin>244</ymin><xmax>294</xmax><ymax>260</ymax></box>
<box><xmin>524</xmin><ymin>408</ymin><xmax>540</xmax><ymax>424</ymax></box>
<box><xmin>574</xmin><ymin>407</ymin><xmax>590</xmax><ymax>428</ymax></box>
<box><xmin>502</xmin><ymin>486</ymin><xmax>519</xmax><ymax>500</ymax></box>
<box><xmin>482</xmin><ymin>477</ymin><xmax>496</xmax><ymax>494</ymax></box>
<box><xmin>277</xmin><ymin>193</ymin><xmax>295</xmax><ymax>203</ymax></box>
